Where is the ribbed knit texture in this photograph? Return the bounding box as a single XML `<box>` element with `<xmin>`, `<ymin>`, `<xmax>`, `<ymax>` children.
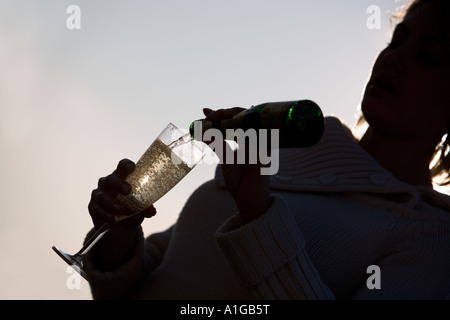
<box><xmin>215</xmin><ymin>195</ymin><xmax>334</xmax><ymax>299</ymax></box>
<box><xmin>84</xmin><ymin>117</ymin><xmax>450</xmax><ymax>300</ymax></box>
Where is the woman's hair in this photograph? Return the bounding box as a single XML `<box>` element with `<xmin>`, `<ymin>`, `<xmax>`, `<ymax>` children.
<box><xmin>402</xmin><ymin>0</ymin><xmax>450</xmax><ymax>187</ymax></box>
<box><xmin>355</xmin><ymin>0</ymin><xmax>450</xmax><ymax>188</ymax></box>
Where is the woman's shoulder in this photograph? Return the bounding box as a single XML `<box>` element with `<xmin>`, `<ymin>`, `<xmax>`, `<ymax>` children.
<box><xmin>417</xmin><ymin>185</ymin><xmax>450</xmax><ymax>213</ymax></box>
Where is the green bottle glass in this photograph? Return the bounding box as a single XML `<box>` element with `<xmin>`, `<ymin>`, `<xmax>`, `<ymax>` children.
<box><xmin>189</xmin><ymin>100</ymin><xmax>324</xmax><ymax>148</ymax></box>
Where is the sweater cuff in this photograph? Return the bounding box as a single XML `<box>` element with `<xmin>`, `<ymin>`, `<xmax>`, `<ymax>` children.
<box><xmin>215</xmin><ymin>194</ymin><xmax>305</xmax><ymax>287</ymax></box>
<box><xmin>83</xmin><ymin>226</ymin><xmax>150</xmax><ymax>299</ymax></box>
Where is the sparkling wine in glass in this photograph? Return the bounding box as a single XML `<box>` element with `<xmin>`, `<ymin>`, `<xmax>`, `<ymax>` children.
<box><xmin>52</xmin><ymin>123</ymin><xmax>205</xmax><ymax>281</ymax></box>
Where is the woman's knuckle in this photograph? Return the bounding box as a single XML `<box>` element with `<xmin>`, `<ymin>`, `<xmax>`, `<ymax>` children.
<box><xmin>97</xmin><ymin>177</ymin><xmax>105</xmax><ymax>187</ymax></box>
<box><xmin>103</xmin><ymin>174</ymin><xmax>114</xmax><ymax>186</ymax></box>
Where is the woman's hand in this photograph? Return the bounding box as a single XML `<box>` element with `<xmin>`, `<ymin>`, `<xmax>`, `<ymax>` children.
<box><xmin>203</xmin><ymin>108</ymin><xmax>272</xmax><ymax>223</ymax></box>
<box><xmin>88</xmin><ymin>158</ymin><xmax>156</xmax><ymax>269</ymax></box>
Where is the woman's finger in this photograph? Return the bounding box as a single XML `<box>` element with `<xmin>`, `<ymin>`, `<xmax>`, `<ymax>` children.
<box><xmin>204</xmin><ymin>107</ymin><xmax>245</xmax><ymax>122</ymax></box>
<box><xmin>97</xmin><ymin>172</ymin><xmax>132</xmax><ymax>199</ymax></box>
<box><xmin>115</xmin><ymin>158</ymin><xmax>136</xmax><ymax>180</ymax></box>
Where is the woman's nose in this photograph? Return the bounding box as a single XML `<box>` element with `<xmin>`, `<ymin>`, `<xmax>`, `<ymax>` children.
<box><xmin>379</xmin><ymin>46</ymin><xmax>407</xmax><ymax>74</ymax></box>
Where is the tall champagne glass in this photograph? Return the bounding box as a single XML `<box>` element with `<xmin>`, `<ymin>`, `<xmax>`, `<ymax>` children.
<box><xmin>52</xmin><ymin>123</ymin><xmax>205</xmax><ymax>282</ymax></box>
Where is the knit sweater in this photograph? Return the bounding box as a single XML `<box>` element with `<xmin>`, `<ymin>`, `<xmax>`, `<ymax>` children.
<box><xmin>84</xmin><ymin>117</ymin><xmax>450</xmax><ymax>300</ymax></box>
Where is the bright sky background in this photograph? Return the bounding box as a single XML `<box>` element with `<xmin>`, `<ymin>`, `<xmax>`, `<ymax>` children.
<box><xmin>0</xmin><ymin>0</ymin><xmax>408</xmax><ymax>299</ymax></box>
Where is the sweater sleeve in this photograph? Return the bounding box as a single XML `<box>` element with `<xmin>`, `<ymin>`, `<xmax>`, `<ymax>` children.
<box><xmin>215</xmin><ymin>194</ymin><xmax>335</xmax><ymax>299</ymax></box>
<box><xmin>83</xmin><ymin>225</ymin><xmax>173</xmax><ymax>299</ymax></box>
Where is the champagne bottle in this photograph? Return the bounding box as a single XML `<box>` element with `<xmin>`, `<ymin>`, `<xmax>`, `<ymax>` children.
<box><xmin>189</xmin><ymin>99</ymin><xmax>324</xmax><ymax>148</ymax></box>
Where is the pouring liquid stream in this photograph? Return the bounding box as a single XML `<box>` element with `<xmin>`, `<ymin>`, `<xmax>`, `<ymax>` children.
<box><xmin>168</xmin><ymin>132</ymin><xmax>192</xmax><ymax>149</ymax></box>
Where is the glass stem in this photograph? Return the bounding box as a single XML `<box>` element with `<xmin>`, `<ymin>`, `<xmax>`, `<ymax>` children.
<box><xmin>76</xmin><ymin>220</ymin><xmax>115</xmax><ymax>257</ymax></box>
